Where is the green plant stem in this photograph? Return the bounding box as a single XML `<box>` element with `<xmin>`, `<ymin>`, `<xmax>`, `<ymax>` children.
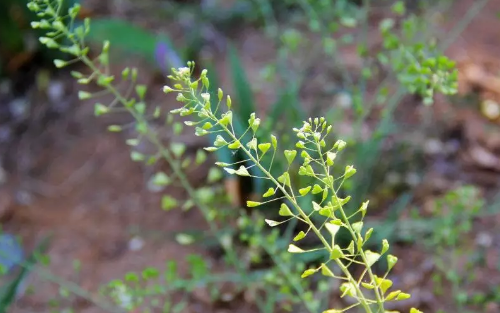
<box><xmin>198</xmin><ymin>103</ymin><xmax>375</xmax><ymax>312</ymax></box>
<box><xmin>316</xmin><ymin>142</ymin><xmax>385</xmax><ymax>312</ymax></box>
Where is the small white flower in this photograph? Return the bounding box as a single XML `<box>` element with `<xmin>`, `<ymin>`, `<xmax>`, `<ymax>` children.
<box><xmin>201</xmin><ymin>92</ymin><xmax>210</xmax><ymax>102</ymax></box>
<box><xmin>178</xmin><ymin>67</ymin><xmax>190</xmax><ymax>77</ymax></box>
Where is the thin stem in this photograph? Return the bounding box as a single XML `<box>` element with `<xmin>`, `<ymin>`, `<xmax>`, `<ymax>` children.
<box><xmin>201</xmin><ymin>106</ymin><xmax>374</xmax><ymax>313</ymax></box>
<box><xmin>316</xmin><ymin>142</ymin><xmax>384</xmax><ymax>312</ymax></box>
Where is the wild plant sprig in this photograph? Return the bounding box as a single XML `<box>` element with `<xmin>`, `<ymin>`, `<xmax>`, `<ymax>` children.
<box><xmin>165</xmin><ymin>64</ymin><xmax>424</xmax><ymax>313</ymax></box>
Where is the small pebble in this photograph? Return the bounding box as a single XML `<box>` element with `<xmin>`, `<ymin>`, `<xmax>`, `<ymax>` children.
<box><xmin>423</xmin><ymin>138</ymin><xmax>443</xmax><ymax>155</ymax></box>
<box><xmin>128</xmin><ymin>236</ymin><xmax>144</xmax><ymax>252</ymax></box>
<box><xmin>9</xmin><ymin>98</ymin><xmax>29</xmax><ymax>120</ymax></box>
<box><xmin>480</xmin><ymin>99</ymin><xmax>500</xmax><ymax>120</ymax></box>
<box><xmin>334</xmin><ymin>91</ymin><xmax>352</xmax><ymax>109</ymax></box>
<box><xmin>47</xmin><ymin>80</ymin><xmax>65</xmax><ymax>103</ymax></box>
<box><xmin>476</xmin><ymin>232</ymin><xmax>493</xmax><ymax>248</ymax></box>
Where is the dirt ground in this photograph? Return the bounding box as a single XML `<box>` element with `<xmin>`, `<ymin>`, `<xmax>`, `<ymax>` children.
<box><xmin>1</xmin><ymin>0</ymin><xmax>500</xmax><ymax>312</ymax></box>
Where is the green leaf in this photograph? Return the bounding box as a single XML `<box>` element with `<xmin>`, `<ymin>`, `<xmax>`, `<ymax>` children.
<box><xmin>161</xmin><ymin>196</ymin><xmax>177</xmax><ymax>211</ymax></box>
<box><xmin>220</xmin><ymin>111</ymin><xmax>233</xmax><ymax>126</ymax></box>
<box><xmin>214</xmin><ymin>135</ymin><xmax>228</xmax><ymax>147</ymax></box>
<box><xmin>376</xmin><ymin>277</ymin><xmax>393</xmax><ymax>294</ymax></box>
<box><xmin>365</xmin><ymin>250</ymin><xmax>380</xmax><ymax>267</ymax></box>
<box><xmin>263</xmin><ymin>188</ymin><xmax>275</xmax><ymax>197</ymax></box>
<box><xmin>279</xmin><ymin>203</ymin><xmax>293</xmax><ymax>216</ymax></box>
<box><xmin>277</xmin><ymin>172</ymin><xmax>291</xmax><ymax>187</ymax></box>
<box><xmin>284</xmin><ymin>150</ymin><xmax>297</xmax><ymax>165</ymax></box>
<box><xmin>301</xmin><ymin>268</ymin><xmax>317</xmax><ymax>278</ymax></box>
<box><xmin>387</xmin><ymin>254</ymin><xmax>398</xmax><ymax>270</ymax></box>
<box><xmin>265</xmin><ymin>219</ymin><xmax>283</xmax><ymax>227</ymax></box>
<box><xmin>339</xmin><ymin>282</ymin><xmax>356</xmax><ymax>298</ymax></box>
<box><xmin>391</xmin><ymin>1</ymin><xmax>406</xmax><ymax>15</ymax></box>
<box><xmin>271</xmin><ymin>135</ymin><xmax>277</xmax><ymax>149</ymax></box>
<box><xmin>410</xmin><ymin>308</ymin><xmax>423</xmax><ymax>313</ymax></box>
<box><xmin>176</xmin><ymin>233</ymin><xmax>194</xmax><ymax>245</ymax></box>
<box><xmin>326</xmin><ymin>152</ymin><xmax>336</xmax><ymax>166</ymax></box>
<box><xmin>235</xmin><ymin>165</ymin><xmax>250</xmax><ymax>176</ymax></box>
<box><xmin>344</xmin><ymin>165</ymin><xmax>356</xmax><ymax>178</ymax></box>
<box><xmin>228</xmin><ymin>140</ymin><xmax>241</xmax><ymax>149</ymax></box>
<box><xmin>321</xmin><ymin>264</ymin><xmax>335</xmax><ymax>277</ymax></box>
<box><xmin>385</xmin><ymin>290</ymin><xmax>401</xmax><ymax>301</ymax></box>
<box><xmin>312</xmin><ymin>184</ymin><xmax>323</xmax><ymax>194</ymax></box>
<box><xmin>288</xmin><ymin>244</ymin><xmax>305</xmax><ymax>253</ymax></box>
<box><xmin>325</xmin><ymin>222</ymin><xmax>340</xmax><ymax>246</ymax></box>
<box><xmin>258</xmin><ymin>143</ymin><xmax>271</xmax><ymax>154</ymax></box>
<box><xmin>78</xmin><ymin>91</ymin><xmax>92</xmax><ymax>100</ymax></box>
<box><xmin>207</xmin><ymin>168</ymin><xmax>223</xmax><ymax>183</ymax></box>
<box><xmin>170</xmin><ymin>142</ymin><xmax>186</xmax><ymax>158</ymax></box>
<box><xmin>152</xmin><ymin>172</ymin><xmax>171</xmax><ymax>186</ymax></box>
<box><xmin>381</xmin><ymin>239</ymin><xmax>389</xmax><ymax>255</ymax></box>
<box><xmin>358</xmin><ymin>200</ymin><xmax>369</xmax><ymax>218</ymax></box>
<box><xmin>299</xmin><ymin>186</ymin><xmax>312</xmax><ymax>196</ymax></box>
<box><xmin>293</xmin><ymin>231</ymin><xmax>306</xmax><ymax>242</ymax></box>
<box><xmin>246</xmin><ymin>138</ymin><xmax>257</xmax><ymax>150</ymax></box>
<box><xmin>247</xmin><ymin>201</ymin><xmax>261</xmax><ymax>207</ymax></box>
<box><xmin>330</xmin><ymin>245</ymin><xmax>344</xmax><ymax>259</ymax></box>
<box><xmin>94</xmin><ymin>103</ymin><xmax>108</xmax><ymax>116</ymax></box>
<box><xmin>195</xmin><ymin>150</ymin><xmax>207</xmax><ymax>164</ymax></box>
<box><xmin>135</xmin><ymin>85</ymin><xmax>147</xmax><ymax>99</ymax></box>
<box><xmin>347</xmin><ymin>241</ymin><xmax>355</xmax><ymax>255</ymax></box>
<box><xmin>312</xmin><ymin>201</ymin><xmax>322</xmax><ymax>211</ymax></box>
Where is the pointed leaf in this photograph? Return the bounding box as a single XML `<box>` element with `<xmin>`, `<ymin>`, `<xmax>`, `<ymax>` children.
<box><xmin>247</xmin><ymin>201</ymin><xmax>262</xmax><ymax>207</ymax></box>
<box><xmin>284</xmin><ymin>150</ymin><xmax>297</xmax><ymax>165</ymax></box>
<box><xmin>265</xmin><ymin>219</ymin><xmax>282</xmax><ymax>227</ymax></box>
<box><xmin>365</xmin><ymin>250</ymin><xmax>381</xmax><ymax>267</ymax></box>
<box><xmin>301</xmin><ymin>268</ymin><xmax>317</xmax><ymax>278</ymax></box>
<box><xmin>263</xmin><ymin>188</ymin><xmax>275</xmax><ymax>197</ymax></box>
<box><xmin>288</xmin><ymin>244</ymin><xmax>305</xmax><ymax>253</ymax></box>
<box><xmin>235</xmin><ymin>165</ymin><xmax>250</xmax><ymax>176</ymax></box>
<box><xmin>299</xmin><ymin>186</ymin><xmax>312</xmax><ymax>196</ymax></box>
<box><xmin>321</xmin><ymin>264</ymin><xmax>335</xmax><ymax>277</ymax></box>
<box><xmin>279</xmin><ymin>203</ymin><xmax>293</xmax><ymax>216</ymax></box>
<box><xmin>258</xmin><ymin>143</ymin><xmax>271</xmax><ymax>154</ymax></box>
<box><xmin>293</xmin><ymin>231</ymin><xmax>306</xmax><ymax>241</ymax></box>
<box><xmin>330</xmin><ymin>245</ymin><xmax>344</xmax><ymax>259</ymax></box>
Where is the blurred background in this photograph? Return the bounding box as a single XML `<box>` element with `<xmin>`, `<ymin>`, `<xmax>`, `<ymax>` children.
<box><xmin>0</xmin><ymin>0</ymin><xmax>499</xmax><ymax>312</ymax></box>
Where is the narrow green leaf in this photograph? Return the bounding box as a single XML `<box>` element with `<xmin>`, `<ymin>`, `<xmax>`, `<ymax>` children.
<box><xmin>247</xmin><ymin>201</ymin><xmax>262</xmax><ymax>207</ymax></box>
<box><xmin>265</xmin><ymin>219</ymin><xmax>283</xmax><ymax>227</ymax></box>
<box><xmin>301</xmin><ymin>268</ymin><xmax>317</xmax><ymax>278</ymax></box>
<box><xmin>293</xmin><ymin>231</ymin><xmax>306</xmax><ymax>241</ymax></box>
